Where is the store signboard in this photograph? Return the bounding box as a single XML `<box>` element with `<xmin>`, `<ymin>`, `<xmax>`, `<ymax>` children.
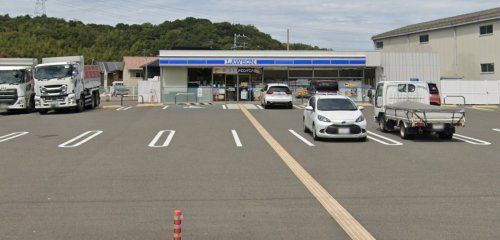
<box><xmin>160</xmin><ymin>58</ymin><xmax>366</xmax><ymax>67</ymax></box>
<box><xmin>213</xmin><ymin>67</ymin><xmax>238</xmax><ymax>75</ymax></box>
<box><xmin>238</xmin><ymin>68</ymin><xmax>262</xmax><ymax>74</ymax></box>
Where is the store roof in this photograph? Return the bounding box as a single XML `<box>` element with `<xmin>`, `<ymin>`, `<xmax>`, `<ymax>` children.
<box><xmin>372</xmin><ymin>7</ymin><xmax>500</xmax><ymax>40</ymax></box>
<box><xmin>158</xmin><ymin>50</ymin><xmax>377</xmax><ymax>58</ymax></box>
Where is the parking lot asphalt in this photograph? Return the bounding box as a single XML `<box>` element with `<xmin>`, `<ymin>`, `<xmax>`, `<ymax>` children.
<box><xmin>0</xmin><ymin>104</ymin><xmax>499</xmax><ymax>240</ymax></box>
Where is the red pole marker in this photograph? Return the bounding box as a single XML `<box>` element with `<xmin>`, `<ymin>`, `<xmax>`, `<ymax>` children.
<box><xmin>173</xmin><ymin>210</ymin><xmax>182</xmax><ymax>240</ymax></box>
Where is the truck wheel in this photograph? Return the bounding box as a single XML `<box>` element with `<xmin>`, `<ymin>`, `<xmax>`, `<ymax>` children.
<box><xmin>75</xmin><ymin>95</ymin><xmax>85</xmax><ymax>113</ymax></box>
<box><xmin>90</xmin><ymin>93</ymin><xmax>96</xmax><ymax>109</ymax></box>
<box><xmin>28</xmin><ymin>96</ymin><xmax>36</xmax><ymax>113</ymax></box>
<box><xmin>38</xmin><ymin>109</ymin><xmax>49</xmax><ymax>115</ymax></box>
<box><xmin>438</xmin><ymin>131</ymin><xmax>453</xmax><ymax>140</ymax></box>
<box><xmin>378</xmin><ymin>116</ymin><xmax>388</xmax><ymax>132</ymax></box>
<box><xmin>399</xmin><ymin>123</ymin><xmax>412</xmax><ymax>140</ymax></box>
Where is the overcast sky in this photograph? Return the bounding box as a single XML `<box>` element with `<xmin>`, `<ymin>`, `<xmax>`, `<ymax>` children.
<box><xmin>1</xmin><ymin>0</ymin><xmax>499</xmax><ymax>50</ymax></box>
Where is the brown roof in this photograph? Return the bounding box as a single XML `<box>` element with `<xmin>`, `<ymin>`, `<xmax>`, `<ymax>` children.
<box><xmin>84</xmin><ymin>65</ymin><xmax>100</xmax><ymax>79</ymax></box>
<box><xmin>123</xmin><ymin>56</ymin><xmax>159</xmax><ymax>70</ymax></box>
<box><xmin>372</xmin><ymin>7</ymin><xmax>500</xmax><ymax>40</ymax></box>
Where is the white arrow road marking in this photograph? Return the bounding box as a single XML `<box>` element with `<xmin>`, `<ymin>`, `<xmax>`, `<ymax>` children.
<box><xmin>116</xmin><ymin>106</ymin><xmax>132</xmax><ymax>111</ymax></box>
<box><xmin>231</xmin><ymin>130</ymin><xmax>243</xmax><ymax>147</ymax></box>
<box><xmin>367</xmin><ymin>131</ymin><xmax>403</xmax><ymax>146</ymax></box>
<box><xmin>493</xmin><ymin>129</ymin><xmax>500</xmax><ymax>132</ymax></box>
<box><xmin>256</xmin><ymin>105</ymin><xmax>264</xmax><ymax>109</ymax></box>
<box><xmin>289</xmin><ymin>129</ymin><xmax>315</xmax><ymax>146</ymax></box>
<box><xmin>453</xmin><ymin>134</ymin><xmax>492</xmax><ymax>145</ymax></box>
<box><xmin>0</xmin><ymin>132</ymin><xmax>29</xmax><ymax>143</ymax></box>
<box><xmin>162</xmin><ymin>106</ymin><xmax>169</xmax><ymax>110</ymax></box>
<box><xmin>148</xmin><ymin>130</ymin><xmax>176</xmax><ymax>148</ymax></box>
<box><xmin>58</xmin><ymin>131</ymin><xmax>103</xmax><ymax>148</ymax></box>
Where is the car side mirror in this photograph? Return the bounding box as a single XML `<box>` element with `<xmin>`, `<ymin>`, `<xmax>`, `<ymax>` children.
<box><xmin>358</xmin><ymin>106</ymin><xmax>365</xmax><ymax>111</ymax></box>
<box><xmin>305</xmin><ymin>106</ymin><xmax>314</xmax><ymax>111</ymax></box>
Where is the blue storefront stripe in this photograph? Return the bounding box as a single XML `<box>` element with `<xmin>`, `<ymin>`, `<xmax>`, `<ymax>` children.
<box><xmin>159</xmin><ymin>58</ymin><xmax>366</xmax><ymax>66</ymax></box>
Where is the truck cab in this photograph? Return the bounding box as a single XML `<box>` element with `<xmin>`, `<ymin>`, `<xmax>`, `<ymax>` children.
<box><xmin>34</xmin><ymin>56</ymin><xmax>100</xmax><ymax>114</ymax></box>
<box><xmin>374</xmin><ymin>81</ymin><xmax>430</xmax><ymax>118</ymax></box>
<box><xmin>0</xmin><ymin>58</ymin><xmax>38</xmax><ymax>112</ymax></box>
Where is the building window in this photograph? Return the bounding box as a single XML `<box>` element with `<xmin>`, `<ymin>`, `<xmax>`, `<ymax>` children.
<box><xmin>481</xmin><ymin>63</ymin><xmax>494</xmax><ymax>73</ymax></box>
<box><xmin>419</xmin><ymin>34</ymin><xmax>429</xmax><ymax>43</ymax></box>
<box><xmin>480</xmin><ymin>25</ymin><xmax>493</xmax><ymax>35</ymax></box>
<box><xmin>135</xmin><ymin>72</ymin><xmax>143</xmax><ymax>78</ymax></box>
<box><xmin>375</xmin><ymin>41</ymin><xmax>383</xmax><ymax>49</ymax></box>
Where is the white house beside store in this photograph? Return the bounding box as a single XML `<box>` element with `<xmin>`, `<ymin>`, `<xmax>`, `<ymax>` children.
<box><xmin>372</xmin><ymin>7</ymin><xmax>500</xmax><ymax>104</ymax></box>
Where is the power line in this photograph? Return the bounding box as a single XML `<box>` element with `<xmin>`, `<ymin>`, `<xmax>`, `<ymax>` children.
<box><xmin>34</xmin><ymin>0</ymin><xmax>47</xmax><ymax>16</ymax></box>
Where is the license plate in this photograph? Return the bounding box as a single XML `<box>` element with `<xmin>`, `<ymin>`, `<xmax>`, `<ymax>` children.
<box><xmin>433</xmin><ymin>124</ymin><xmax>445</xmax><ymax>130</ymax></box>
<box><xmin>338</xmin><ymin>128</ymin><xmax>350</xmax><ymax>134</ymax></box>
<box><xmin>50</xmin><ymin>103</ymin><xmax>59</xmax><ymax>108</ymax></box>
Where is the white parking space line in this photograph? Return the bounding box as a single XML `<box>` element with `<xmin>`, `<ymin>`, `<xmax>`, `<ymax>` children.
<box><xmin>226</xmin><ymin>104</ymin><xmax>240</xmax><ymax>109</ymax></box>
<box><xmin>453</xmin><ymin>134</ymin><xmax>492</xmax><ymax>145</ymax></box>
<box><xmin>289</xmin><ymin>130</ymin><xmax>315</xmax><ymax>146</ymax></box>
<box><xmin>0</xmin><ymin>132</ymin><xmax>29</xmax><ymax>143</ymax></box>
<box><xmin>116</xmin><ymin>106</ymin><xmax>132</xmax><ymax>111</ymax></box>
<box><xmin>231</xmin><ymin>130</ymin><xmax>243</xmax><ymax>147</ymax></box>
<box><xmin>493</xmin><ymin>128</ymin><xmax>500</xmax><ymax>132</ymax></box>
<box><xmin>148</xmin><ymin>130</ymin><xmax>175</xmax><ymax>148</ymax></box>
<box><xmin>243</xmin><ymin>104</ymin><xmax>258</xmax><ymax>110</ymax></box>
<box><xmin>222</xmin><ymin>105</ymin><xmax>227</xmax><ymax>110</ymax></box>
<box><xmin>367</xmin><ymin>131</ymin><xmax>403</xmax><ymax>146</ymax></box>
<box><xmin>58</xmin><ymin>131</ymin><xmax>103</xmax><ymax>148</ymax></box>
<box><xmin>256</xmin><ymin>105</ymin><xmax>264</xmax><ymax>109</ymax></box>
<box><xmin>162</xmin><ymin>106</ymin><xmax>169</xmax><ymax>110</ymax></box>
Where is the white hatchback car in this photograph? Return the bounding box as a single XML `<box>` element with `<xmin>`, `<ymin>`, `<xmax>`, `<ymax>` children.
<box><xmin>303</xmin><ymin>95</ymin><xmax>367</xmax><ymax>141</ymax></box>
<box><xmin>260</xmin><ymin>83</ymin><xmax>293</xmax><ymax>109</ymax></box>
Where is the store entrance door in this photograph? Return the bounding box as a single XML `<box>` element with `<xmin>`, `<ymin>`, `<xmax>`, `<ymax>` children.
<box><xmin>225</xmin><ymin>75</ymin><xmax>238</xmax><ymax>101</ymax></box>
<box><xmin>238</xmin><ymin>74</ymin><xmax>251</xmax><ymax>101</ymax></box>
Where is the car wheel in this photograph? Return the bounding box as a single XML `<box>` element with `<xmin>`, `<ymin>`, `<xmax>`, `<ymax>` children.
<box><xmin>312</xmin><ymin>124</ymin><xmax>320</xmax><ymax>141</ymax></box>
<box><xmin>27</xmin><ymin>96</ymin><xmax>36</xmax><ymax>113</ymax></box>
<box><xmin>303</xmin><ymin>118</ymin><xmax>310</xmax><ymax>133</ymax></box>
<box><xmin>399</xmin><ymin>122</ymin><xmax>411</xmax><ymax>140</ymax></box>
<box><xmin>288</xmin><ymin>103</ymin><xmax>293</xmax><ymax>109</ymax></box>
<box><xmin>359</xmin><ymin>136</ymin><xmax>367</xmax><ymax>142</ymax></box>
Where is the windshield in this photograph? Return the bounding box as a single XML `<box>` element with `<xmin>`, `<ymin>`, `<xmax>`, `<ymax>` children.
<box><xmin>35</xmin><ymin>65</ymin><xmax>73</xmax><ymax>80</ymax></box>
<box><xmin>0</xmin><ymin>70</ymin><xmax>26</xmax><ymax>84</ymax></box>
<box><xmin>269</xmin><ymin>86</ymin><xmax>290</xmax><ymax>92</ymax></box>
<box><xmin>428</xmin><ymin>84</ymin><xmax>439</xmax><ymax>94</ymax></box>
<box><xmin>317</xmin><ymin>98</ymin><xmax>357</xmax><ymax>111</ymax></box>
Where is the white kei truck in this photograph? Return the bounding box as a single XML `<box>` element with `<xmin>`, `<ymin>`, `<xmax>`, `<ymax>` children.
<box><xmin>374</xmin><ymin>81</ymin><xmax>465</xmax><ymax>140</ymax></box>
<box><xmin>34</xmin><ymin>56</ymin><xmax>101</xmax><ymax>114</ymax></box>
<box><xmin>0</xmin><ymin>58</ymin><xmax>38</xmax><ymax>112</ymax></box>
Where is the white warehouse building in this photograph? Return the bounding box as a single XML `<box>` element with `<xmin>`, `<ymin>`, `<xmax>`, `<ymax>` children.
<box><xmin>372</xmin><ymin>7</ymin><xmax>500</xmax><ymax>104</ymax></box>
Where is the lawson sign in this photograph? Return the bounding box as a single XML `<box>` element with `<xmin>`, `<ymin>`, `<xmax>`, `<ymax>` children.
<box><xmin>159</xmin><ymin>58</ymin><xmax>366</xmax><ymax>67</ymax></box>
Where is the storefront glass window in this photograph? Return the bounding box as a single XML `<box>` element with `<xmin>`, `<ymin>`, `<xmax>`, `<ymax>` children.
<box><xmin>314</xmin><ymin>68</ymin><xmax>339</xmax><ymax>78</ymax></box>
<box><xmin>188</xmin><ymin>68</ymin><xmax>212</xmax><ymax>87</ymax></box>
<box><xmin>289</xmin><ymin>68</ymin><xmax>313</xmax><ymax>78</ymax></box>
<box><xmin>339</xmin><ymin>69</ymin><xmax>364</xmax><ymax>78</ymax></box>
<box><xmin>263</xmin><ymin>68</ymin><xmax>288</xmax><ymax>84</ymax></box>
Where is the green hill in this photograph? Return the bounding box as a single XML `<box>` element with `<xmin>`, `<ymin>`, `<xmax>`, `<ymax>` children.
<box><xmin>0</xmin><ymin>14</ymin><xmax>322</xmax><ymax>63</ymax></box>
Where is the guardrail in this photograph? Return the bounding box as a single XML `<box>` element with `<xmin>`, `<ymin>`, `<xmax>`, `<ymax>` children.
<box><xmin>174</xmin><ymin>93</ymin><xmax>198</xmax><ymax>105</ymax></box>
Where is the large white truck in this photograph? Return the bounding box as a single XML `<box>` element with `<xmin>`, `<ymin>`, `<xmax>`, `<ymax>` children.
<box><xmin>374</xmin><ymin>81</ymin><xmax>465</xmax><ymax>140</ymax></box>
<box><xmin>0</xmin><ymin>58</ymin><xmax>38</xmax><ymax>112</ymax></box>
<box><xmin>34</xmin><ymin>56</ymin><xmax>101</xmax><ymax>114</ymax></box>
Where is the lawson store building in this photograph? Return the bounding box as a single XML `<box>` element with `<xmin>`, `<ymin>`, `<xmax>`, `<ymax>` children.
<box><xmin>157</xmin><ymin>50</ymin><xmax>439</xmax><ymax>103</ymax></box>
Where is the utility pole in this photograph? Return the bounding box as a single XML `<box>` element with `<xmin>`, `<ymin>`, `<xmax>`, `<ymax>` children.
<box><xmin>143</xmin><ymin>49</ymin><xmax>148</xmax><ymax>80</ymax></box>
<box><xmin>233</xmin><ymin>34</ymin><xmax>248</xmax><ymax>50</ymax></box>
<box><xmin>34</xmin><ymin>0</ymin><xmax>47</xmax><ymax>16</ymax></box>
<box><xmin>287</xmin><ymin>29</ymin><xmax>290</xmax><ymax>51</ymax></box>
